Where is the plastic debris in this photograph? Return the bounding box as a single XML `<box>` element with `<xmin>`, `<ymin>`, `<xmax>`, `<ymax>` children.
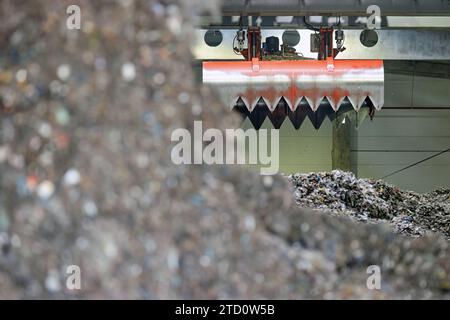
<box><xmin>289</xmin><ymin>170</ymin><xmax>450</xmax><ymax>238</ymax></box>
<box><xmin>36</xmin><ymin>180</ymin><xmax>55</xmax><ymax>200</ymax></box>
<box><xmin>63</xmin><ymin>168</ymin><xmax>81</xmax><ymax>186</ymax></box>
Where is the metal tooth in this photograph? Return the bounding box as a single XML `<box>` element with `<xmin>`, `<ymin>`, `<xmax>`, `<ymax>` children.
<box><xmin>293</xmin><ymin>97</ymin><xmax>304</xmax><ymax>112</ymax></box>
<box><xmin>361</xmin><ymin>78</ymin><xmax>384</xmax><ymax>110</ymax></box>
<box><xmin>260</xmin><ymin>96</ymin><xmax>274</xmax><ymax>112</ymax></box>
<box><xmin>285</xmin><ymin>97</ymin><xmax>295</xmax><ymax>111</ymax></box>
<box><xmin>287</xmin><ymin>108</ymin><xmax>307</xmax><ymax>129</ymax></box>
<box><xmin>308</xmin><ymin>112</ymin><xmax>322</xmax><ymax>129</ymax></box>
<box><xmin>271</xmin><ymin>96</ymin><xmax>283</xmax><ymax>111</ymax></box>
<box><xmin>302</xmin><ymin>97</ymin><xmax>314</xmax><ymax>112</ymax></box>
<box><xmin>232</xmin><ymin>99</ymin><xmax>251</xmax><ymax>120</ymax></box>
<box><xmin>310</xmin><ymin>103</ymin><xmax>335</xmax><ymax>129</ymax></box>
<box><xmin>288</xmin><ymin>97</ymin><xmax>310</xmax><ymax>129</ymax></box>
<box><xmin>245</xmin><ymin>95</ymin><xmax>271</xmax><ymax>112</ymax></box>
<box><xmin>229</xmin><ymin>96</ymin><xmax>240</xmax><ymax>110</ymax></box>
<box><xmin>312</xmin><ymin>96</ymin><xmax>325</xmax><ymax>112</ymax></box>
<box><xmin>337</xmin><ymin>96</ymin><xmax>348</xmax><ymax>110</ymax></box>
<box><xmin>356</xmin><ymin>96</ymin><xmax>367</xmax><ymax>111</ymax></box>
<box><xmin>239</xmin><ymin>96</ymin><xmax>251</xmax><ymax>111</ymax></box>
<box><xmin>250</xmin><ymin>98</ymin><xmax>259</xmax><ymax>112</ymax></box>
<box><xmin>273</xmin><ymin>96</ymin><xmax>294</xmax><ymax>111</ymax></box>
<box><xmin>336</xmin><ymin>98</ymin><xmax>355</xmax><ymax>115</ymax></box>
<box><xmin>267</xmin><ymin>102</ymin><xmax>288</xmax><ymax>129</ymax></box>
<box><xmin>247</xmin><ymin>103</ymin><xmax>270</xmax><ymax>129</ymax></box>
<box><xmin>368</xmin><ymin>95</ymin><xmax>383</xmax><ymax>110</ymax></box>
<box><xmin>325</xmin><ymin>97</ymin><xmax>337</xmax><ymax>111</ymax></box>
<box><xmin>345</xmin><ymin>96</ymin><xmax>357</xmax><ymax>111</ymax></box>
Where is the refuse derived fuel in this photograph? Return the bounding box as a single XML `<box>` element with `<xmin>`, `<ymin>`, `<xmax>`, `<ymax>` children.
<box><xmin>289</xmin><ymin>171</ymin><xmax>450</xmax><ymax>239</ymax></box>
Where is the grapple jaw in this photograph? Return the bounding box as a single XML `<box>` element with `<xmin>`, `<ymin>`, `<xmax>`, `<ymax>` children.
<box><xmin>203</xmin><ymin>57</ymin><xmax>384</xmax><ymax>128</ymax></box>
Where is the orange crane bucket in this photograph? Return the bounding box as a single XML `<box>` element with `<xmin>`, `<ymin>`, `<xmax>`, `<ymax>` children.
<box><xmin>202</xmin><ymin>26</ymin><xmax>384</xmax><ymax>129</ymax></box>
<box><xmin>203</xmin><ymin>57</ymin><xmax>384</xmax><ymax>112</ymax></box>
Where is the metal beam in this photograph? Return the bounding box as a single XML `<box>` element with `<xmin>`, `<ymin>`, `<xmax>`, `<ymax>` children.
<box><xmin>384</xmin><ymin>61</ymin><xmax>450</xmax><ymax>79</ymax></box>
<box><xmin>220</xmin><ymin>0</ymin><xmax>450</xmax><ymax>16</ymax></box>
<box><xmin>193</xmin><ymin>29</ymin><xmax>450</xmax><ymax>60</ymax></box>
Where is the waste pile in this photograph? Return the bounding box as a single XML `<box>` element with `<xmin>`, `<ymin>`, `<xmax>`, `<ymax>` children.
<box><xmin>0</xmin><ymin>0</ymin><xmax>449</xmax><ymax>299</ymax></box>
<box><xmin>289</xmin><ymin>171</ymin><xmax>450</xmax><ymax>239</ymax></box>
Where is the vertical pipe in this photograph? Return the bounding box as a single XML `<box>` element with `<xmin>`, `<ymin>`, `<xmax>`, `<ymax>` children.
<box><xmin>252</xmin><ymin>31</ymin><xmax>256</xmax><ymax>58</ymax></box>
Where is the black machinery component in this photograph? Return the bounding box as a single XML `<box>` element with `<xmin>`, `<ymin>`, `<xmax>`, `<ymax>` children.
<box><xmin>265</xmin><ymin>36</ymin><xmax>280</xmax><ymax>54</ymax></box>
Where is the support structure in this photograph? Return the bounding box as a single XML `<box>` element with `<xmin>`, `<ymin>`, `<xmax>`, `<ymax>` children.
<box><xmin>332</xmin><ymin>112</ymin><xmax>354</xmax><ymax>172</ymax></box>
<box><xmin>219</xmin><ymin>0</ymin><xmax>450</xmax><ymax>16</ymax></box>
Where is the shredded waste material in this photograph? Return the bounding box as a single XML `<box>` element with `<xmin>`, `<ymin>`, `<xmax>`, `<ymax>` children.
<box><xmin>0</xmin><ymin>0</ymin><xmax>449</xmax><ymax>299</ymax></box>
<box><xmin>289</xmin><ymin>171</ymin><xmax>450</xmax><ymax>239</ymax></box>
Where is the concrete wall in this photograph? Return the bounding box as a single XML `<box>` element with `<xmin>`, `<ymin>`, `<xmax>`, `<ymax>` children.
<box><xmin>351</xmin><ymin>73</ymin><xmax>450</xmax><ymax>192</ymax></box>
<box><xmin>242</xmin><ymin>116</ymin><xmax>333</xmax><ymax>175</ymax></box>
<box><xmin>352</xmin><ymin>109</ymin><xmax>450</xmax><ymax>193</ymax></box>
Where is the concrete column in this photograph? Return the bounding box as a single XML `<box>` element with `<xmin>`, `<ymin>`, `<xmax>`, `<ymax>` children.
<box><xmin>332</xmin><ymin>112</ymin><xmax>353</xmax><ymax>172</ymax></box>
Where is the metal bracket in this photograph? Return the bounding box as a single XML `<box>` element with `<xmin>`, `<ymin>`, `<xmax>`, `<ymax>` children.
<box><xmin>193</xmin><ymin>29</ymin><xmax>450</xmax><ymax>60</ymax></box>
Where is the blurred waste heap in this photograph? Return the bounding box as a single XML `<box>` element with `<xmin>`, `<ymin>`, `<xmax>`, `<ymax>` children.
<box><xmin>0</xmin><ymin>0</ymin><xmax>449</xmax><ymax>299</ymax></box>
